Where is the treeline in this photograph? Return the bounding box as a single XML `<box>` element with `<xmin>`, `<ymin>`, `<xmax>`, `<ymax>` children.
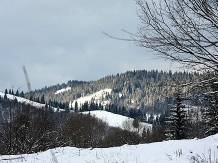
<box><xmin>4</xmin><ymin>88</ymin><xmax>25</xmax><ymax>98</ymax></box>
<box><xmin>33</xmin><ymin>94</ymin><xmax>69</xmax><ymax>110</ymax></box>
<box><xmin>76</xmin><ymin>101</ymin><xmax>166</xmax><ymax>125</ymax></box>
<box><xmin>0</xmin><ymin>96</ymin><xmax>164</xmax><ymax>155</ymax></box>
<box><xmin>4</xmin><ymin>88</ymin><xmax>70</xmax><ymax>111</ymax></box>
<box><xmin>31</xmin><ymin>70</ymin><xmax>200</xmax><ymax>113</ymax></box>
<box><xmin>3</xmin><ymin>87</ymin><xmax>167</xmax><ymax>125</ymax></box>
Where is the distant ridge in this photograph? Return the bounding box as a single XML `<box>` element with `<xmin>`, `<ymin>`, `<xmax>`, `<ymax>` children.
<box><xmin>31</xmin><ymin>70</ymin><xmax>200</xmax><ymax>113</ymax></box>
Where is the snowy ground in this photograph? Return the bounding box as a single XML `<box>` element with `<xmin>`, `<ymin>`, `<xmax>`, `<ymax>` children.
<box><xmin>69</xmin><ymin>88</ymin><xmax>112</xmax><ymax>108</ymax></box>
<box><xmin>1</xmin><ymin>134</ymin><xmax>218</xmax><ymax>163</ymax></box>
<box><xmin>1</xmin><ymin>92</ymin><xmax>217</xmax><ymax>162</ymax></box>
<box><xmin>83</xmin><ymin>110</ymin><xmax>152</xmax><ymax>134</ymax></box>
<box><xmin>55</xmin><ymin>87</ymin><xmax>71</xmax><ymax>95</ymax></box>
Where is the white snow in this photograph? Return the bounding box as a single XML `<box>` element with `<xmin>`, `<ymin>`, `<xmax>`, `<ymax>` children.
<box><xmin>55</xmin><ymin>87</ymin><xmax>71</xmax><ymax>95</ymax></box>
<box><xmin>0</xmin><ymin>92</ymin><xmax>64</xmax><ymax>112</ymax></box>
<box><xmin>0</xmin><ymin>92</ymin><xmax>45</xmax><ymax>108</ymax></box>
<box><xmin>146</xmin><ymin>113</ymin><xmax>151</xmax><ymax>121</ymax></box>
<box><xmin>69</xmin><ymin>89</ymin><xmax>112</xmax><ymax>108</ymax></box>
<box><xmin>1</xmin><ymin>134</ymin><xmax>218</xmax><ymax>163</ymax></box>
<box><xmin>83</xmin><ymin>110</ymin><xmax>152</xmax><ymax>134</ymax></box>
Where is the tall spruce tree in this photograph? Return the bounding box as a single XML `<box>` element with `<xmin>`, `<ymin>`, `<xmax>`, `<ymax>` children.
<box><xmin>41</xmin><ymin>94</ymin><xmax>45</xmax><ymax>104</ymax></box>
<box><xmin>20</xmin><ymin>91</ymin><xmax>24</xmax><ymax>98</ymax></box>
<box><xmin>15</xmin><ymin>90</ymin><xmax>19</xmax><ymax>97</ymax></box>
<box><xmin>74</xmin><ymin>101</ymin><xmax>78</xmax><ymax>112</ymax></box>
<box><xmin>203</xmin><ymin>78</ymin><xmax>218</xmax><ymax>136</ymax></box>
<box><xmin>165</xmin><ymin>90</ymin><xmax>188</xmax><ymax>140</ymax></box>
<box><xmin>4</xmin><ymin>89</ymin><xmax>8</xmax><ymax>99</ymax></box>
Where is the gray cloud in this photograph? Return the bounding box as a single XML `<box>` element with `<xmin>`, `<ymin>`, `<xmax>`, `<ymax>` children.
<box><xmin>0</xmin><ymin>0</ymin><xmax>179</xmax><ymax>92</ymax></box>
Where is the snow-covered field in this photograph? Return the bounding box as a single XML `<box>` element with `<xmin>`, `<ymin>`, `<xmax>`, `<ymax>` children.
<box><xmin>83</xmin><ymin>110</ymin><xmax>152</xmax><ymax>134</ymax></box>
<box><xmin>1</xmin><ymin>134</ymin><xmax>218</xmax><ymax>163</ymax></box>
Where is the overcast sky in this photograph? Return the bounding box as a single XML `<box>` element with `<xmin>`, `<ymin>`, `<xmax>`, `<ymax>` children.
<box><xmin>0</xmin><ymin>0</ymin><xmax>181</xmax><ymax>92</ymax></box>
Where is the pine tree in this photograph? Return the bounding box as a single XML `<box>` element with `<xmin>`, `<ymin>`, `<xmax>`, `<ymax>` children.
<box><xmin>11</xmin><ymin>90</ymin><xmax>14</xmax><ymax>95</ymax></box>
<box><xmin>74</xmin><ymin>101</ymin><xmax>78</xmax><ymax>113</ymax></box>
<box><xmin>4</xmin><ymin>92</ymin><xmax>7</xmax><ymax>99</ymax></box>
<box><xmin>15</xmin><ymin>90</ymin><xmax>19</xmax><ymax>97</ymax></box>
<box><xmin>20</xmin><ymin>91</ymin><xmax>24</xmax><ymax>98</ymax></box>
<box><xmin>203</xmin><ymin>81</ymin><xmax>218</xmax><ymax>136</ymax></box>
<box><xmin>4</xmin><ymin>89</ymin><xmax>8</xmax><ymax>99</ymax></box>
<box><xmin>41</xmin><ymin>94</ymin><xmax>45</xmax><ymax>104</ymax></box>
<box><xmin>81</xmin><ymin>102</ymin><xmax>89</xmax><ymax>112</ymax></box>
<box><xmin>165</xmin><ymin>91</ymin><xmax>188</xmax><ymax>140</ymax></box>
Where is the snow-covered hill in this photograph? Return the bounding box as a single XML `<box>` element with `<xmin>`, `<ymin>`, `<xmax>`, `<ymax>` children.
<box><xmin>0</xmin><ymin>92</ymin><xmax>45</xmax><ymax>107</ymax></box>
<box><xmin>55</xmin><ymin>87</ymin><xmax>71</xmax><ymax>95</ymax></box>
<box><xmin>69</xmin><ymin>88</ymin><xmax>112</xmax><ymax>108</ymax></box>
<box><xmin>1</xmin><ymin>92</ymin><xmax>150</xmax><ymax>133</ymax></box>
<box><xmin>83</xmin><ymin>110</ymin><xmax>152</xmax><ymax>134</ymax></box>
<box><xmin>0</xmin><ymin>92</ymin><xmax>63</xmax><ymax>112</ymax></box>
<box><xmin>1</xmin><ymin>134</ymin><xmax>218</xmax><ymax>163</ymax></box>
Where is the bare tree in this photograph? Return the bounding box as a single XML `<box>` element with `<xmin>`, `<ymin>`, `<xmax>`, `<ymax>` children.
<box><xmin>131</xmin><ymin>0</ymin><xmax>218</xmax><ymax>71</ymax></box>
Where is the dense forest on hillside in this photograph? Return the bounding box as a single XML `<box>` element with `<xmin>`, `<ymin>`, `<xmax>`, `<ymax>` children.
<box><xmin>31</xmin><ymin>70</ymin><xmax>200</xmax><ymax>113</ymax></box>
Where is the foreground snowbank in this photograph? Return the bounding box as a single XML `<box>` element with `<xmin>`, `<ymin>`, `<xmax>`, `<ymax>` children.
<box><xmin>1</xmin><ymin>134</ymin><xmax>218</xmax><ymax>163</ymax></box>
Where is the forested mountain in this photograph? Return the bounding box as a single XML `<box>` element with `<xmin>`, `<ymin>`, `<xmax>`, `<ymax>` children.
<box><xmin>31</xmin><ymin>70</ymin><xmax>200</xmax><ymax>114</ymax></box>
<box><xmin>0</xmin><ymin>70</ymin><xmax>210</xmax><ymax>154</ymax></box>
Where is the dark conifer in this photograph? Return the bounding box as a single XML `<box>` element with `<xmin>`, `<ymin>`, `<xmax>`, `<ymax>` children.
<box><xmin>165</xmin><ymin>90</ymin><xmax>188</xmax><ymax>140</ymax></box>
<box><xmin>20</xmin><ymin>91</ymin><xmax>25</xmax><ymax>98</ymax></box>
<box><xmin>74</xmin><ymin>101</ymin><xmax>78</xmax><ymax>113</ymax></box>
<box><xmin>41</xmin><ymin>94</ymin><xmax>45</xmax><ymax>104</ymax></box>
<box><xmin>4</xmin><ymin>89</ymin><xmax>8</xmax><ymax>95</ymax></box>
<box><xmin>15</xmin><ymin>90</ymin><xmax>19</xmax><ymax>97</ymax></box>
<box><xmin>203</xmin><ymin>80</ymin><xmax>218</xmax><ymax>136</ymax></box>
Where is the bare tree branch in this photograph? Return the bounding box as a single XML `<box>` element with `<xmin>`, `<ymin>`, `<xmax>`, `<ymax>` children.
<box><xmin>128</xmin><ymin>0</ymin><xmax>218</xmax><ymax>72</ymax></box>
